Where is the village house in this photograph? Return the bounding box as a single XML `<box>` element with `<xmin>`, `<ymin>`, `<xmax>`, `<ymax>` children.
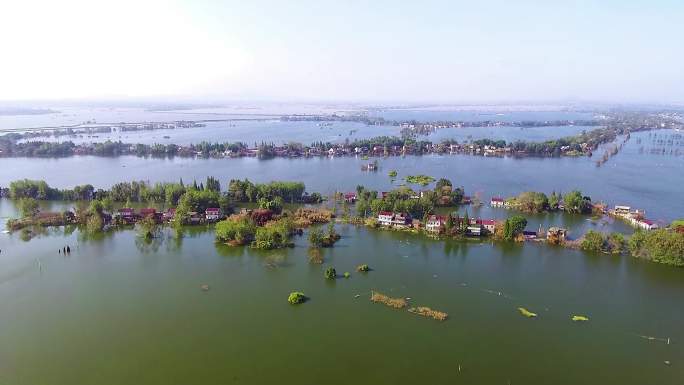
<box><xmin>377</xmin><ymin>211</ymin><xmax>413</xmax><ymax>229</ymax></box>
<box><xmin>633</xmin><ymin>218</ymin><xmax>659</xmax><ymax>231</ymax></box>
<box><xmin>344</xmin><ymin>193</ymin><xmax>357</xmax><ymax>203</ymax></box>
<box><xmin>188</xmin><ymin>212</ymin><xmax>203</xmax><ymax>224</ymax></box>
<box><xmin>140</xmin><ymin>208</ymin><xmax>162</xmax><ymax>223</ymax></box>
<box><xmin>613</xmin><ymin>205</ymin><xmax>632</xmax><ymax>215</ymax></box>
<box><xmin>163</xmin><ymin>208</ymin><xmax>176</xmax><ymax>221</ymax></box>
<box><xmin>425</xmin><ymin>215</ymin><xmax>446</xmax><ymax>233</ymax></box>
<box><xmin>115</xmin><ymin>208</ymin><xmax>137</xmax><ymax>224</ymax></box>
<box><xmin>476</xmin><ymin>219</ymin><xmax>497</xmax><ymax>234</ymax></box>
<box><xmin>467</xmin><ymin>225</ymin><xmax>482</xmax><ymax>236</ymax></box>
<box><xmin>490</xmin><ymin>197</ymin><xmax>505</xmax><ymax>207</ymax></box>
<box><xmin>205</xmin><ymin>208</ymin><xmax>222</xmax><ymax>222</ymax></box>
<box><xmin>392</xmin><ymin>212</ymin><xmax>413</xmax><ymax>228</ymax></box>
<box><xmin>547</xmin><ymin>227</ymin><xmax>568</xmax><ymax>242</ymax></box>
<box><xmin>378</xmin><ymin>211</ymin><xmax>394</xmax><ymax>226</ymax></box>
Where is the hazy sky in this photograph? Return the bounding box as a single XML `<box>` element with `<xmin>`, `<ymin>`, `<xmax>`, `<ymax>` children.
<box><xmin>1</xmin><ymin>0</ymin><xmax>682</xmax><ymax>103</ymax></box>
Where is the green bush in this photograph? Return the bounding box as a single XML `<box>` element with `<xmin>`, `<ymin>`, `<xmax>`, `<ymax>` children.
<box><xmin>629</xmin><ymin>229</ymin><xmax>684</xmax><ymax>267</ymax></box>
<box><xmin>356</xmin><ymin>264</ymin><xmax>370</xmax><ymax>272</ymax></box>
<box><xmin>215</xmin><ymin>217</ymin><xmax>256</xmax><ymax>245</ymax></box>
<box><xmin>288</xmin><ymin>292</ymin><xmax>306</xmax><ymax>305</ymax></box>
<box><xmin>324</xmin><ymin>267</ymin><xmax>337</xmax><ymax>279</ymax></box>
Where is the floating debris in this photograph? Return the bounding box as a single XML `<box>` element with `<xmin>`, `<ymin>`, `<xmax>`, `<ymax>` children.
<box><xmin>571</xmin><ymin>315</ymin><xmax>589</xmax><ymax>322</ymax></box>
<box><xmin>634</xmin><ymin>334</ymin><xmax>670</xmax><ymax>344</ymax></box>
<box><xmin>664</xmin><ymin>360</ymin><xmax>671</xmax><ymax>366</ymax></box>
<box><xmin>200</xmin><ymin>284</ymin><xmax>210</xmax><ymax>291</ymax></box>
<box><xmin>518</xmin><ymin>307</ymin><xmax>537</xmax><ymax>318</ymax></box>
<box><xmin>370</xmin><ymin>291</ymin><xmax>407</xmax><ymax>309</ymax></box>
<box><xmin>343</xmin><ymin>272</ymin><xmax>351</xmax><ymax>278</ymax></box>
<box><xmin>408</xmin><ymin>306</ymin><xmax>448</xmax><ymax>321</ymax></box>
<box><xmin>354</xmin><ymin>294</ymin><xmax>361</xmax><ymax>299</ymax></box>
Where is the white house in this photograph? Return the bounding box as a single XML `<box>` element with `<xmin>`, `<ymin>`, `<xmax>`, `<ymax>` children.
<box><xmin>378</xmin><ymin>211</ymin><xmax>393</xmax><ymax>226</ymax></box>
<box><xmin>205</xmin><ymin>208</ymin><xmax>221</xmax><ymax>221</ymax></box>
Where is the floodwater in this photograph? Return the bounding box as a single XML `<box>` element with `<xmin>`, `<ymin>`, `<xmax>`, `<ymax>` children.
<box><xmin>0</xmin><ymin>108</ymin><xmax>682</xmax><ymax>384</ymax></box>
<box><xmin>0</xmin><ymin>216</ymin><xmax>681</xmax><ymax>384</ymax></box>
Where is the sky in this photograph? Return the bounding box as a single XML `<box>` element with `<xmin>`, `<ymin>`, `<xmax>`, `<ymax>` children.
<box><xmin>0</xmin><ymin>0</ymin><xmax>683</xmax><ymax>104</ymax></box>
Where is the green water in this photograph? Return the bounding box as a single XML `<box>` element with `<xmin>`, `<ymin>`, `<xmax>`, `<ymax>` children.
<box><xmin>0</xmin><ymin>219</ymin><xmax>682</xmax><ymax>384</ymax></box>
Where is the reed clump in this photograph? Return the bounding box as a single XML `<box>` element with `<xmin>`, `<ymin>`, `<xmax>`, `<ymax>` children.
<box><xmin>408</xmin><ymin>306</ymin><xmax>448</xmax><ymax>321</ymax></box>
<box><xmin>370</xmin><ymin>291</ymin><xmax>407</xmax><ymax>309</ymax></box>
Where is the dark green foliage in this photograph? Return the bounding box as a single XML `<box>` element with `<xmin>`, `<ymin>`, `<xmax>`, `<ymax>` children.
<box><xmin>18</xmin><ymin>197</ymin><xmax>39</xmax><ymax>218</ymax></box>
<box><xmin>629</xmin><ymin>230</ymin><xmax>684</xmax><ymax>267</ymax></box>
<box><xmin>324</xmin><ymin>267</ymin><xmax>337</xmax><ymax>279</ymax></box>
<box><xmin>512</xmin><ymin>191</ymin><xmax>549</xmax><ymax>213</ymax></box>
<box><xmin>581</xmin><ymin>231</ymin><xmax>626</xmax><ymax>254</ymax></box>
<box><xmin>228</xmin><ymin>179</ymin><xmax>306</xmax><ymax>203</ymax></box>
<box><xmin>564</xmin><ymin>190</ymin><xmax>592</xmax><ymax>214</ymax></box>
<box><xmin>503</xmin><ymin>215</ymin><xmax>527</xmax><ymax>241</ymax></box>
<box><xmin>287</xmin><ymin>292</ymin><xmax>306</xmax><ymax>305</ymax></box>
<box><xmin>215</xmin><ymin>217</ymin><xmax>256</xmax><ymax>245</ymax></box>
<box><xmin>252</xmin><ymin>218</ymin><xmax>294</xmax><ymax>249</ymax></box>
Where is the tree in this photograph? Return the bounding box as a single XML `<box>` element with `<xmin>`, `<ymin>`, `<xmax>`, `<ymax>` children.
<box><xmin>100</xmin><ymin>197</ymin><xmax>114</xmax><ymax>213</ymax></box>
<box><xmin>549</xmin><ymin>191</ymin><xmax>560</xmax><ymax>211</ymax></box>
<box><xmin>581</xmin><ymin>230</ymin><xmax>605</xmax><ymax>252</ymax></box>
<box><xmin>514</xmin><ymin>191</ymin><xmax>549</xmax><ymax>213</ymax></box>
<box><xmin>564</xmin><ymin>190</ymin><xmax>591</xmax><ymax>214</ymax></box>
<box><xmin>503</xmin><ymin>215</ymin><xmax>527</xmax><ymax>241</ymax></box>
<box><xmin>435</xmin><ymin>178</ymin><xmax>452</xmax><ymax>191</ymax></box>
<box><xmin>324</xmin><ymin>267</ymin><xmax>337</xmax><ymax>279</ymax></box>
<box><xmin>205</xmin><ymin>176</ymin><xmax>220</xmax><ymax>192</ymax></box>
<box><xmin>215</xmin><ymin>217</ymin><xmax>256</xmax><ymax>245</ymax></box>
<box><xmin>18</xmin><ymin>197</ymin><xmax>39</xmax><ymax>218</ymax></box>
<box><xmin>137</xmin><ymin>216</ymin><xmax>160</xmax><ymax>240</ymax></box>
<box><xmin>308</xmin><ymin>228</ymin><xmax>324</xmax><ymax>247</ymax></box>
<box><xmin>445</xmin><ymin>214</ymin><xmax>454</xmax><ymax>233</ymax></box>
<box><xmin>629</xmin><ymin>229</ymin><xmax>684</xmax><ymax>267</ymax></box>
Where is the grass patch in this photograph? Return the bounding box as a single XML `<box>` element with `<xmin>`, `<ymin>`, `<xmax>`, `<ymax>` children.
<box><xmin>408</xmin><ymin>306</ymin><xmax>448</xmax><ymax>321</ymax></box>
<box><xmin>370</xmin><ymin>291</ymin><xmax>407</xmax><ymax>309</ymax></box>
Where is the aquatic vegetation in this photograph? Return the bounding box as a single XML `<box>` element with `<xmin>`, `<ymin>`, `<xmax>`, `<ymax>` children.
<box><xmin>356</xmin><ymin>264</ymin><xmax>370</xmax><ymax>272</ymax></box>
<box><xmin>408</xmin><ymin>306</ymin><xmax>448</xmax><ymax>321</ymax></box>
<box><xmin>629</xmin><ymin>229</ymin><xmax>684</xmax><ymax>267</ymax></box>
<box><xmin>388</xmin><ymin>170</ymin><xmax>397</xmax><ymax>178</ymax></box>
<box><xmin>215</xmin><ymin>216</ymin><xmax>256</xmax><ymax>245</ymax></box>
<box><xmin>343</xmin><ymin>272</ymin><xmax>351</xmax><ymax>278</ymax></box>
<box><xmin>324</xmin><ymin>267</ymin><xmax>337</xmax><ymax>279</ymax></box>
<box><xmin>308</xmin><ymin>222</ymin><xmax>341</xmax><ymax>248</ymax></box>
<box><xmin>404</xmin><ymin>175</ymin><xmax>435</xmax><ymax>186</ymax></box>
<box><xmin>307</xmin><ymin>248</ymin><xmax>324</xmax><ymax>264</ymax></box>
<box><xmin>518</xmin><ymin>307</ymin><xmax>538</xmax><ymax>318</ymax></box>
<box><xmin>292</xmin><ymin>207</ymin><xmax>334</xmax><ymax>227</ymax></box>
<box><xmin>370</xmin><ymin>291</ymin><xmax>407</xmax><ymax>309</ymax></box>
<box><xmin>571</xmin><ymin>315</ymin><xmax>589</xmax><ymax>322</ymax></box>
<box><xmin>288</xmin><ymin>291</ymin><xmax>307</xmax><ymax>305</ymax></box>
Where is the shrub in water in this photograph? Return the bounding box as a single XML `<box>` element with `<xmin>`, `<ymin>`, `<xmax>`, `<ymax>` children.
<box><xmin>324</xmin><ymin>267</ymin><xmax>337</xmax><ymax>279</ymax></box>
<box><xmin>288</xmin><ymin>292</ymin><xmax>306</xmax><ymax>305</ymax></box>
